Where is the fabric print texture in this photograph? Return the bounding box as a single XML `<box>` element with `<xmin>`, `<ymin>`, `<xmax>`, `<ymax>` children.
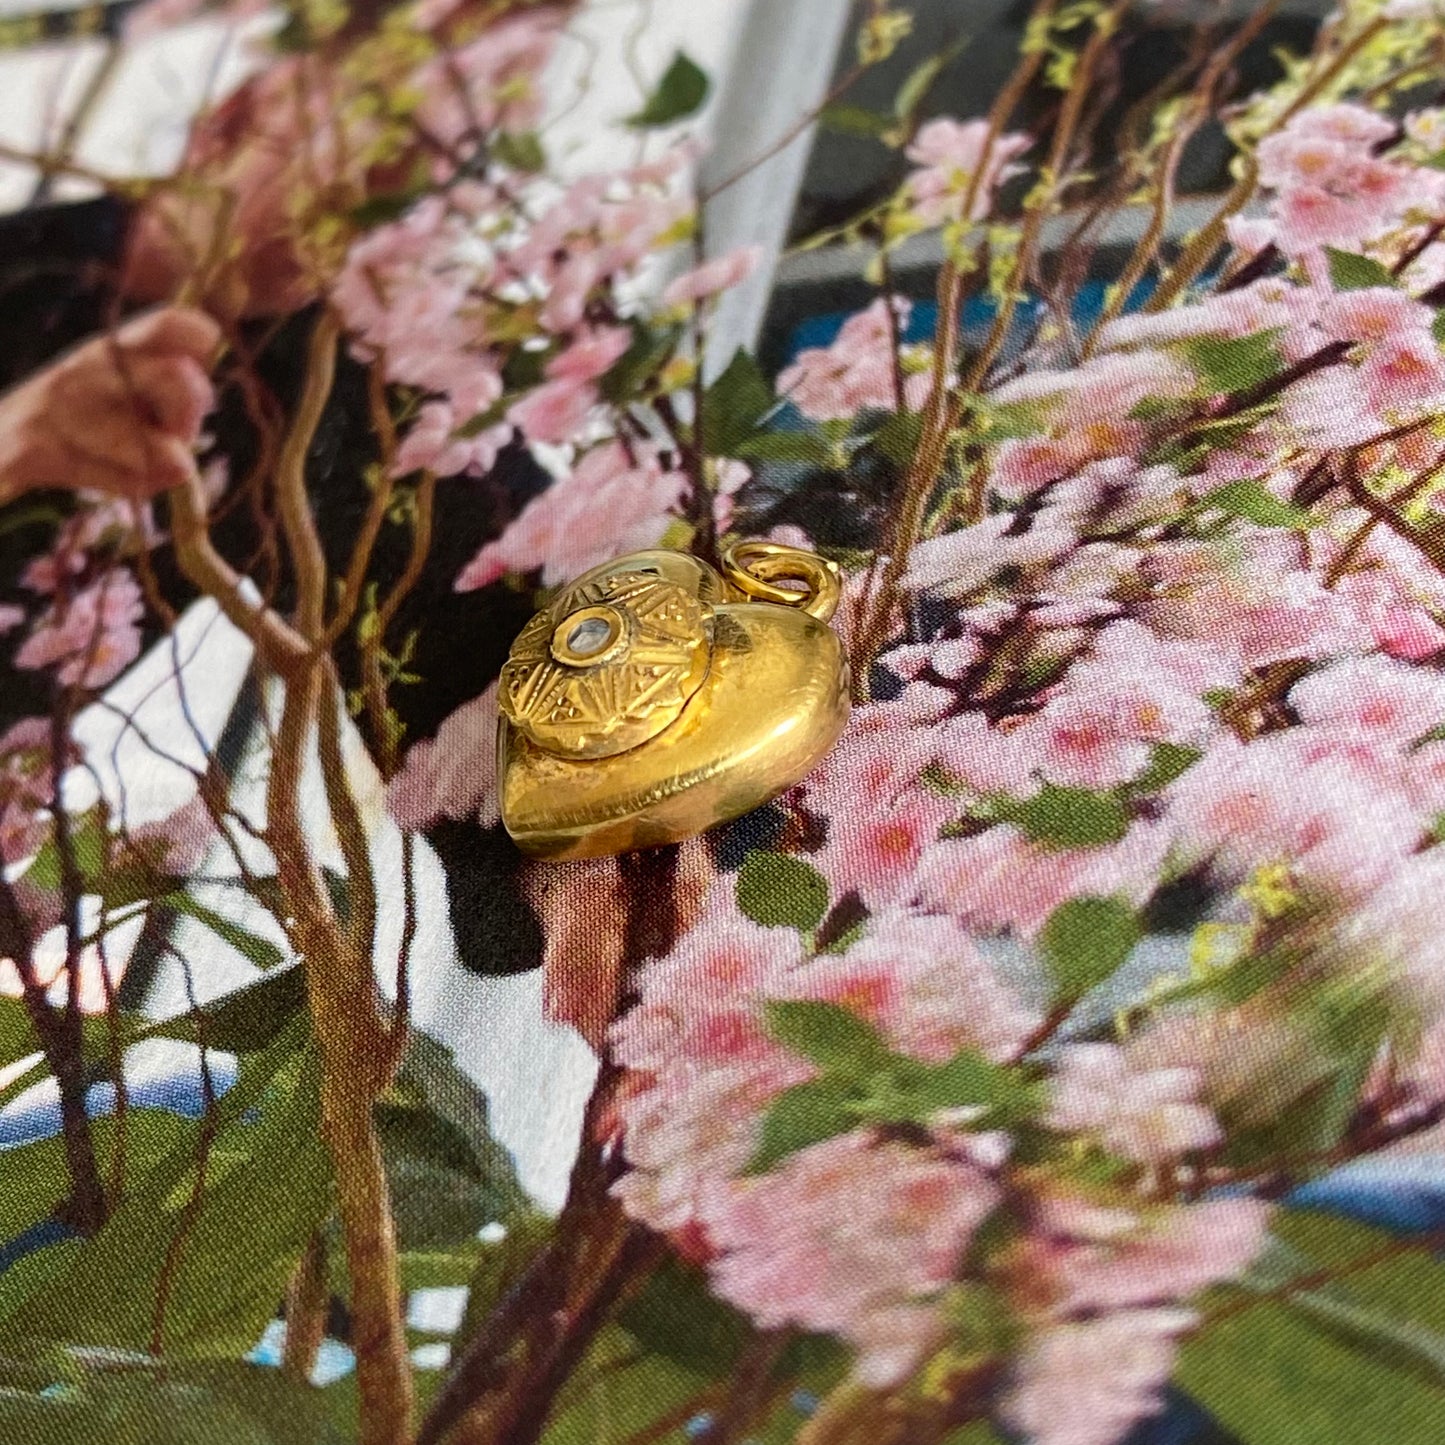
<box><xmin>0</xmin><ymin>2</ymin><xmax>1444</xmax><ymax>1444</ymax></box>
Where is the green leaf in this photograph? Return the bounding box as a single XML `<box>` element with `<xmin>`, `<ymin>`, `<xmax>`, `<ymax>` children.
<box><xmin>1039</xmin><ymin>897</ymin><xmax>1142</xmax><ymax>1000</ymax></box>
<box><xmin>992</xmin><ymin>784</ymin><xmax>1131</xmax><ymax>850</ymax></box>
<box><xmin>542</xmin><ymin>1324</ymin><xmax>713</xmax><ymax>1445</ymax></box>
<box><xmin>975</xmin><ymin>398</ymin><xmax>1047</xmax><ymax>443</ymax></box>
<box><xmin>598</xmin><ymin>321</ymin><xmax>684</xmax><ymax>404</ymax></box>
<box><xmin>21</xmin><ymin>812</ymin><xmax>107</xmax><ymax>892</ymax></box>
<box><xmin>617</xmin><ymin>1256</ymin><xmax>751</xmax><ymax>1375</ymax></box>
<box><xmin>1202</xmin><ymin>478</ymin><xmax>1311</xmax><ymax>530</ymax></box>
<box><xmin>747</xmin><ymin>1077</ymin><xmax>858</xmax><ymax>1173</ymax></box>
<box><xmin>491</xmin><ymin>130</ymin><xmax>546</xmax><ymax>172</ymax></box>
<box><xmin>171</xmin><ymin>894</ymin><xmax>286</xmax><ymax>970</ymax></box>
<box><xmin>893</xmin><ymin>37</ymin><xmax>969</xmax><ymax>122</ymax></box>
<box><xmin>900</xmin><ymin>1049</ymin><xmax>1042</xmax><ymax>1126</ymax></box>
<box><xmin>626</xmin><ymin>51</ymin><xmax>709</xmax><ymax>128</ymax></box>
<box><xmin>762</xmin><ymin>999</ymin><xmax>890</xmax><ymax>1074</ymax></box>
<box><xmin>1182</xmin><ymin>329</ymin><xmax>1284</xmax><ymax>393</ymax></box>
<box><xmin>872</xmin><ymin>408</ymin><xmax>924</xmax><ymax>465</ymax></box>
<box><xmin>941</xmin><ymin>1426</ymin><xmax>1011</xmax><ymax>1445</ymax></box>
<box><xmin>349</xmin><ymin>189</ymin><xmax>424</xmax><ymax>228</ymax></box>
<box><xmin>701</xmin><ymin>349</ymin><xmax>773</xmax><ymax>457</ymax></box>
<box><xmin>1270</xmin><ymin>1210</ymin><xmax>1445</xmax><ymax>1337</ymax></box>
<box><xmin>377</xmin><ymin>1033</ymin><xmax>530</xmax><ymax>1251</ymax></box>
<box><xmin>819</xmin><ymin>103</ymin><xmax>894</xmax><ymax>138</ymax></box>
<box><xmin>0</xmin><ymin>1111</ymin><xmax>189</xmax><ymax>1256</ymax></box>
<box><xmin>2</xmin><ymin>1036</ymin><xmax>332</xmax><ymax>1357</ymax></box>
<box><xmin>1325</xmin><ymin>246</ymin><xmax>1397</xmax><ymax>291</ymax></box>
<box><xmin>1410</xmin><ymin>719</ymin><xmax>1445</xmax><ymax>751</ymax></box>
<box><xmin>1130</xmin><ymin>741</ymin><xmax>1203</xmax><ymax>793</ymax></box>
<box><xmin>0</xmin><ymin>1362</ymin><xmax>351</xmax><ymax>1445</ymax></box>
<box><xmin>735</xmin><ymin>429</ymin><xmax>838</xmax><ymax>467</ymax></box>
<box><xmin>736</xmin><ymin>851</ymin><xmax>830</xmax><ymax>932</ymax></box>
<box><xmin>454</xmin><ymin>1208</ymin><xmax>553</xmax><ymax>1346</ymax></box>
<box><xmin>166</xmin><ymin>966</ymin><xmax>308</xmax><ymax>1054</ymax></box>
<box><xmin>1178</xmin><ymin>1237</ymin><xmax>1445</xmax><ymax>1445</ymax></box>
<box><xmin>0</xmin><ymin>994</ymin><xmax>39</xmax><ymax>1070</ymax></box>
<box><xmin>101</xmin><ymin>865</ymin><xmax>184</xmax><ymax>910</ymax></box>
<box><xmin>1433</xmin><ymin>309</ymin><xmax>1445</xmax><ymax>352</ymax></box>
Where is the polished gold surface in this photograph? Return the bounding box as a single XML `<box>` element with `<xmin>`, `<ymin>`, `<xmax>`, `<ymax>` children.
<box><xmin>720</xmin><ymin>539</ymin><xmax>842</xmax><ymax>622</ymax></box>
<box><xmin>498</xmin><ymin>543</ymin><xmax>851</xmax><ymax>859</ymax></box>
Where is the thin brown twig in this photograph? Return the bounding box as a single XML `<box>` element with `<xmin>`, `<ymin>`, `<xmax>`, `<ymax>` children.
<box><xmin>324</xmin><ymin>361</ymin><xmax>401</xmax><ymax>647</ymax></box>
<box><xmin>1146</xmin><ymin>15</ymin><xmax>1390</xmax><ymax>312</ymax></box>
<box><xmin>274</xmin><ymin>310</ymin><xmax>340</xmax><ymax>642</ymax></box>
<box><xmin>1079</xmin><ymin>0</ymin><xmax>1283</xmax><ymax>359</ymax></box>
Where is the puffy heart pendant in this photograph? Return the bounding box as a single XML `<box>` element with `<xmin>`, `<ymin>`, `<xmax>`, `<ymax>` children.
<box><xmin>497</xmin><ymin>542</ymin><xmax>851</xmax><ymax>859</ymax></box>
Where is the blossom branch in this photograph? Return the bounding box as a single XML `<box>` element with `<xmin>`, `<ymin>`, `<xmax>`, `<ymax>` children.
<box><xmin>1146</xmin><ymin>13</ymin><xmax>1390</xmax><ymax>311</ymax></box>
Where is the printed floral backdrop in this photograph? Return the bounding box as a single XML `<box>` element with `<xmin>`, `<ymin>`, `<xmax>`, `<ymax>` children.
<box><xmin>2</xmin><ymin>1</ymin><xmax>1445</xmax><ymax>1442</ymax></box>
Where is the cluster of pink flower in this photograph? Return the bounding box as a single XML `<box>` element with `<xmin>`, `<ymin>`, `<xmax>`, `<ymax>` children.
<box><xmin>11</xmin><ymin>565</ymin><xmax>144</xmax><ymax>692</ymax></box>
<box><xmin>1</xmin><ymin>498</ymin><xmax>150</xmax><ymax>694</ymax></box>
<box><xmin>779</xmin><ymin>297</ymin><xmax>932</xmax><ymax>421</ymax></box>
<box><xmin>332</xmin><ymin>139</ymin><xmax>761</xmax><ymax>586</ymax></box>
<box><xmin>605</xmin><ymin>97</ymin><xmax>1445</xmax><ymax>1443</ymax></box>
<box><xmin>611</xmin><ymin>902</ymin><xmax>1269</xmax><ymax>1439</ymax></box>
<box><xmin>1240</xmin><ymin>103</ymin><xmax>1442</xmax><ymax>259</ymax></box>
<box><xmin>904</xmin><ymin>117</ymin><xmax>1031</xmax><ymax>228</ymax></box>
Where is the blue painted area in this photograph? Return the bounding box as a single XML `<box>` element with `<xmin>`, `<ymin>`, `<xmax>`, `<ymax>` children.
<box><xmin>783</xmin><ymin>277</ymin><xmax>1159</xmax><ymax>366</ymax></box>
<box><xmin>0</xmin><ymin>1217</ymin><xmax>77</xmax><ymax>1274</ymax></box>
<box><xmin>1123</xmin><ymin>1387</ymin><xmax>1240</xmax><ymax>1445</ymax></box>
<box><xmin>1288</xmin><ymin>1153</ymin><xmax>1445</xmax><ymax>1234</ymax></box>
<box><xmin>790</xmin><ymin>1388</ymin><xmax>821</xmax><ymax>1416</ymax></box>
<box><xmin>0</xmin><ymin>1039</ymin><xmax>239</xmax><ymax>1151</ymax></box>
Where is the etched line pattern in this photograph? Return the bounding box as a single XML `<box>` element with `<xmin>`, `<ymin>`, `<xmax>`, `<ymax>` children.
<box><xmin>499</xmin><ymin>572</ymin><xmax>709</xmax><ymax>755</ymax></box>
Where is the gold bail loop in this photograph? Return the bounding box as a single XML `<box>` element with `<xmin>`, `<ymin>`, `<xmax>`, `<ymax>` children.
<box><xmin>720</xmin><ymin>541</ymin><xmax>842</xmax><ymax>624</ymax></box>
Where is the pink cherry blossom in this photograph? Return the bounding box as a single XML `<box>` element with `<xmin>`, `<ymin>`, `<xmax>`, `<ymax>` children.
<box><xmin>0</xmin><ymin>719</ymin><xmax>61</xmax><ymax>866</ymax></box>
<box><xmin>1253</xmin><ymin>104</ymin><xmax>1441</xmax><ymax>259</ymax></box>
<box><xmin>1001</xmin><ymin>1309</ymin><xmax>1196</xmax><ymax>1445</ymax></box>
<box><xmin>545</xmin><ymin>326</ymin><xmax>633</xmax><ymax>383</ymax></box>
<box><xmin>392</xmin><ymin>400</ymin><xmax>509</xmax><ymax>479</ymax></box>
<box><xmin>1046</xmin><ymin>1044</ymin><xmax>1223</xmax><ymax>1163</ymax></box>
<box><xmin>1162</xmin><ymin>733</ymin><xmax>1422</xmax><ymax>899</ymax></box>
<box><xmin>1011</xmin><ymin>668</ymin><xmax>1213</xmax><ymax>791</ymax></box>
<box><xmin>1288</xmin><ymin>655</ymin><xmax>1445</xmax><ymax>744</ymax></box>
<box><xmin>704</xmin><ymin>1132</ymin><xmax>1003</xmax><ymax>1387</ymax></box>
<box><xmin>1321</xmin><ymin>287</ymin><xmax>1432</xmax><ymax>348</ymax></box>
<box><xmin>612</xmin><ymin>1055</ymin><xmax>812</xmax><ymax>1236</ymax></box>
<box><xmin>904</xmin><ymin>514</ymin><xmax>1074</xmax><ymax>597</ymax></box>
<box><xmin>917</xmin><ymin>822</ymin><xmax>1172</xmax><ymax>940</ymax></box>
<box><xmin>414</xmin><ymin>10</ymin><xmax>564</xmax><ymax>143</ymax></box>
<box><xmin>768</xmin><ymin>909</ymin><xmax>1041</xmax><ymax>1065</ymax></box>
<box><xmin>933</xmin><ymin>711</ymin><xmax>1038</xmax><ymax>795</ymax></box>
<box><xmin>1097</xmin><ymin>284</ymin><xmax>1295</xmax><ymax>350</ymax></box>
<box><xmin>386</xmin><ymin>682</ymin><xmax>501</xmax><ymax>832</ymax></box>
<box><xmin>1360</xmin><ymin>334</ymin><xmax>1445</xmax><ymax>412</ymax></box>
<box><xmin>812</xmin><ymin>785</ymin><xmax>953</xmax><ymax>909</ymax></box>
<box><xmin>454</xmin><ymin>441</ymin><xmax>687</xmax><ymax>589</ymax></box>
<box><xmin>661</xmin><ymin>245</ymin><xmax>763</xmax><ymax>307</ymax></box>
<box><xmin>904</xmin><ymin>118</ymin><xmax>1030</xmax><ymax>226</ymax></box>
<box><xmin>15</xmin><ymin>569</ymin><xmax>144</xmax><ymax>690</ymax></box>
<box><xmin>1037</xmin><ymin>1195</ymin><xmax>1272</xmax><ymax>1316</ymax></box>
<box><xmin>1143</xmin><ymin>535</ymin><xmax>1372</xmax><ymax>667</ymax></box>
<box><xmin>612</xmin><ymin>901</ymin><xmax>796</xmax><ymax>1075</ymax></box>
<box><xmin>506</xmin><ymin>377</ymin><xmax>598</xmax><ymax>446</ymax></box>
<box><xmin>778</xmin><ymin>297</ymin><xmax>927</xmax><ymax>421</ymax></box>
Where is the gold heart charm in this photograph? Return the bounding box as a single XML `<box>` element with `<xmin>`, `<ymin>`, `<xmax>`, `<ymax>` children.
<box><xmin>497</xmin><ymin>542</ymin><xmax>851</xmax><ymax>859</ymax></box>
